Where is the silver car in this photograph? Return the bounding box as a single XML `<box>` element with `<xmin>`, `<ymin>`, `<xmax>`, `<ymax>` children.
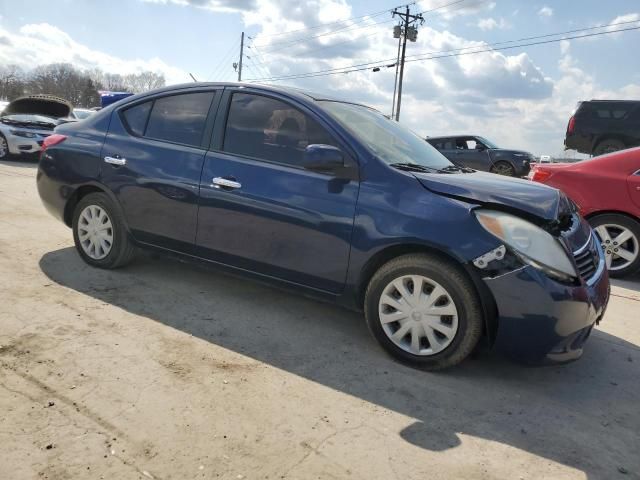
<box><xmin>0</xmin><ymin>95</ymin><xmax>72</xmax><ymax>160</ymax></box>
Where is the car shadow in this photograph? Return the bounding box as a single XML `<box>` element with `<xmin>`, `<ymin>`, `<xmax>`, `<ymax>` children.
<box><xmin>0</xmin><ymin>157</ymin><xmax>39</xmax><ymax>168</ymax></box>
<box><xmin>611</xmin><ymin>272</ymin><xmax>640</xmax><ymax>294</ymax></box>
<box><xmin>39</xmin><ymin>248</ymin><xmax>640</xmax><ymax>479</ymax></box>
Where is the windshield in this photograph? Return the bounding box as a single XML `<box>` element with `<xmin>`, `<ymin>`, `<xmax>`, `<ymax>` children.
<box><xmin>475</xmin><ymin>136</ymin><xmax>498</xmax><ymax>149</ymax></box>
<box><xmin>320</xmin><ymin>101</ymin><xmax>452</xmax><ymax>169</ymax></box>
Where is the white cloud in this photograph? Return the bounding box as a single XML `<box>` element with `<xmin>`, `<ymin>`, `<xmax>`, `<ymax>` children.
<box><xmin>0</xmin><ymin>23</ymin><xmax>190</xmax><ymax>84</ymax></box>
<box><xmin>605</xmin><ymin>13</ymin><xmax>640</xmax><ymax>36</ymax></box>
<box><xmin>538</xmin><ymin>6</ymin><xmax>553</xmax><ymax>18</ymax></box>
<box><xmin>142</xmin><ymin>0</ymin><xmax>257</xmax><ymax>13</ymax></box>
<box><xmin>477</xmin><ymin>17</ymin><xmax>509</xmax><ymax>31</ymax></box>
<box><xmin>417</xmin><ymin>0</ymin><xmax>495</xmax><ymax>20</ymax></box>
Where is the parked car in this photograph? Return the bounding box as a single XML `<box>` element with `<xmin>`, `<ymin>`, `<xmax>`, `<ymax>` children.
<box><xmin>565</xmin><ymin>100</ymin><xmax>640</xmax><ymax>156</ymax></box>
<box><xmin>37</xmin><ymin>83</ymin><xmax>609</xmax><ymax>369</ymax></box>
<box><xmin>530</xmin><ymin>147</ymin><xmax>640</xmax><ymax>277</ymax></box>
<box><xmin>538</xmin><ymin>155</ymin><xmax>553</xmax><ymax>163</ymax></box>
<box><xmin>100</xmin><ymin>91</ymin><xmax>134</xmax><ymax>108</ymax></box>
<box><xmin>426</xmin><ymin>135</ymin><xmax>533</xmax><ymax>177</ymax></box>
<box><xmin>0</xmin><ymin>95</ymin><xmax>73</xmax><ymax>160</ymax></box>
<box><xmin>71</xmin><ymin>108</ymin><xmax>94</xmax><ymax>120</ymax></box>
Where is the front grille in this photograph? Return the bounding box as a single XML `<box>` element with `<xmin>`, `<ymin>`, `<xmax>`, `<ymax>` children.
<box><xmin>573</xmin><ymin>234</ymin><xmax>599</xmax><ymax>281</ymax></box>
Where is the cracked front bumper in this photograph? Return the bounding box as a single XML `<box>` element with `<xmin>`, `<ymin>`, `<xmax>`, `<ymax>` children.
<box><xmin>484</xmin><ymin>262</ymin><xmax>610</xmax><ymax>365</ymax></box>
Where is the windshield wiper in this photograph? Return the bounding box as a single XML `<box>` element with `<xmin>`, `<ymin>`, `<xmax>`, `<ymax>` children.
<box><xmin>389</xmin><ymin>162</ymin><xmax>443</xmax><ymax>173</ymax></box>
<box><xmin>440</xmin><ymin>165</ymin><xmax>475</xmax><ymax>173</ymax></box>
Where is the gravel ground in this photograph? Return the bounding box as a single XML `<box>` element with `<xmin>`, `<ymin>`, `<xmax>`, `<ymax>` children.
<box><xmin>1</xmin><ymin>159</ymin><xmax>639</xmax><ymax>480</ymax></box>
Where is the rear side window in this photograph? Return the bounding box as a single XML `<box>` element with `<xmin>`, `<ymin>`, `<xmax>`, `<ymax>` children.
<box><xmin>144</xmin><ymin>92</ymin><xmax>214</xmax><ymax>147</ymax></box>
<box><xmin>122</xmin><ymin>101</ymin><xmax>151</xmax><ymax>136</ymax></box>
<box><xmin>223</xmin><ymin>93</ymin><xmax>337</xmax><ymax>167</ymax></box>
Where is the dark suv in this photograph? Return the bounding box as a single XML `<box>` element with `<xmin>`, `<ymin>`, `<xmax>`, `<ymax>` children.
<box><xmin>426</xmin><ymin>135</ymin><xmax>533</xmax><ymax>177</ymax></box>
<box><xmin>565</xmin><ymin>100</ymin><xmax>640</xmax><ymax>156</ymax></box>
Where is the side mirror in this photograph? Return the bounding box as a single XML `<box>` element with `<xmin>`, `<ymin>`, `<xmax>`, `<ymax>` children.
<box><xmin>476</xmin><ymin>144</ymin><xmax>486</xmax><ymax>151</ymax></box>
<box><xmin>303</xmin><ymin>144</ymin><xmax>344</xmax><ymax>172</ymax></box>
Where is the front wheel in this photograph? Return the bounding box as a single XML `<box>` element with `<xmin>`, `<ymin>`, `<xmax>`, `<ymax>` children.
<box><xmin>364</xmin><ymin>254</ymin><xmax>483</xmax><ymax>370</ymax></box>
<box><xmin>490</xmin><ymin>161</ymin><xmax>516</xmax><ymax>176</ymax></box>
<box><xmin>0</xmin><ymin>133</ymin><xmax>9</xmax><ymax>160</ymax></box>
<box><xmin>590</xmin><ymin>214</ymin><xmax>640</xmax><ymax>277</ymax></box>
<box><xmin>72</xmin><ymin>192</ymin><xmax>136</xmax><ymax>269</ymax></box>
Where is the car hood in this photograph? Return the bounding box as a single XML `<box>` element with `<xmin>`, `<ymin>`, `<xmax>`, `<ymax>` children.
<box><xmin>414</xmin><ymin>171</ymin><xmax>572</xmax><ymax>223</ymax></box>
<box><xmin>1</xmin><ymin>95</ymin><xmax>72</xmax><ymax>118</ymax></box>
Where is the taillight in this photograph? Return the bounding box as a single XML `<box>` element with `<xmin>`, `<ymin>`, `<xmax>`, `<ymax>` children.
<box><xmin>531</xmin><ymin>168</ymin><xmax>553</xmax><ymax>183</ymax></box>
<box><xmin>567</xmin><ymin>115</ymin><xmax>576</xmax><ymax>134</ymax></box>
<box><xmin>40</xmin><ymin>134</ymin><xmax>67</xmax><ymax>158</ymax></box>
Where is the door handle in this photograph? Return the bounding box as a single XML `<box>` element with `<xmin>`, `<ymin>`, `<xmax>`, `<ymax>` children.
<box><xmin>104</xmin><ymin>156</ymin><xmax>126</xmax><ymax>166</ymax></box>
<box><xmin>211</xmin><ymin>177</ymin><xmax>241</xmax><ymax>190</ymax></box>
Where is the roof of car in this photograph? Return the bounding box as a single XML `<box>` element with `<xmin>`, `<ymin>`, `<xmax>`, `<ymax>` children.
<box><xmin>426</xmin><ymin>135</ymin><xmax>479</xmax><ymax>140</ymax></box>
<box><xmin>128</xmin><ymin>82</ymin><xmax>368</xmax><ymax>106</ymax></box>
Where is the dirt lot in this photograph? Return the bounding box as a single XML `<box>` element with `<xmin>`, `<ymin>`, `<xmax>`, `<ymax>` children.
<box><xmin>1</xmin><ymin>159</ymin><xmax>639</xmax><ymax>480</ymax></box>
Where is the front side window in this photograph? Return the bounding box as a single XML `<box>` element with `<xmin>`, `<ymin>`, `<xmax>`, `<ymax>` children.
<box><xmin>223</xmin><ymin>93</ymin><xmax>337</xmax><ymax>166</ymax></box>
<box><xmin>144</xmin><ymin>92</ymin><xmax>214</xmax><ymax>147</ymax></box>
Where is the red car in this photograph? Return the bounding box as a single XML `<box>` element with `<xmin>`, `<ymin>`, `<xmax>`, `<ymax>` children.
<box><xmin>530</xmin><ymin>147</ymin><xmax>640</xmax><ymax>277</ymax></box>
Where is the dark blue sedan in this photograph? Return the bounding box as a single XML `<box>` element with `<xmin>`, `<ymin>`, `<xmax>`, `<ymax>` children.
<box><xmin>36</xmin><ymin>83</ymin><xmax>610</xmax><ymax>369</ymax></box>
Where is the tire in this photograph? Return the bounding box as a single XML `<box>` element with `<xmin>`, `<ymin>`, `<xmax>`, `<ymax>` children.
<box><xmin>72</xmin><ymin>192</ymin><xmax>136</xmax><ymax>269</ymax></box>
<box><xmin>0</xmin><ymin>133</ymin><xmax>9</xmax><ymax>160</ymax></box>
<box><xmin>489</xmin><ymin>161</ymin><xmax>516</xmax><ymax>176</ymax></box>
<box><xmin>589</xmin><ymin>214</ymin><xmax>640</xmax><ymax>278</ymax></box>
<box><xmin>593</xmin><ymin>139</ymin><xmax>625</xmax><ymax>156</ymax></box>
<box><xmin>364</xmin><ymin>254</ymin><xmax>483</xmax><ymax>370</ymax></box>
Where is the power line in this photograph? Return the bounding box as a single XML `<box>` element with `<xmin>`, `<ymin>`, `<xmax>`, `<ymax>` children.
<box><xmin>251</xmin><ymin>2</ymin><xmax>415</xmax><ymax>40</ymax></box>
<box><xmin>251</xmin><ymin>0</ymin><xmax>468</xmax><ymax>51</ymax></box>
<box><xmin>245</xmin><ymin>20</ymin><xmax>640</xmax><ymax>82</ymax></box>
<box><xmin>208</xmin><ymin>38</ymin><xmax>240</xmax><ymax>81</ymax></box>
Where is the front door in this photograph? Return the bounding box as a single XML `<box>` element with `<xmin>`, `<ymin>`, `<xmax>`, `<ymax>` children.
<box><xmin>195</xmin><ymin>90</ymin><xmax>359</xmax><ymax>293</ymax></box>
<box><xmin>100</xmin><ymin>89</ymin><xmax>219</xmax><ymax>252</ymax></box>
<box><xmin>454</xmin><ymin>137</ymin><xmax>490</xmax><ymax>171</ymax></box>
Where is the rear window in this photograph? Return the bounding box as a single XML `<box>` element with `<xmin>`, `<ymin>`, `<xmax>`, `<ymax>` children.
<box><xmin>145</xmin><ymin>92</ymin><xmax>214</xmax><ymax>147</ymax></box>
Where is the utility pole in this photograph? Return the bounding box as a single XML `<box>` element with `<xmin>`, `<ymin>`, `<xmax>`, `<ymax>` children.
<box><xmin>391</xmin><ymin>6</ymin><xmax>423</xmax><ymax>121</ymax></box>
<box><xmin>238</xmin><ymin>32</ymin><xmax>245</xmax><ymax>82</ymax></box>
<box><xmin>390</xmin><ymin>28</ymin><xmax>402</xmax><ymax>119</ymax></box>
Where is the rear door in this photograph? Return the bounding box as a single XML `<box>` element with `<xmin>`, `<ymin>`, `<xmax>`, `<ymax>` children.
<box><xmin>101</xmin><ymin>88</ymin><xmax>220</xmax><ymax>252</ymax></box>
<box><xmin>195</xmin><ymin>89</ymin><xmax>359</xmax><ymax>293</ymax></box>
<box><xmin>435</xmin><ymin>138</ymin><xmax>458</xmax><ymax>162</ymax></box>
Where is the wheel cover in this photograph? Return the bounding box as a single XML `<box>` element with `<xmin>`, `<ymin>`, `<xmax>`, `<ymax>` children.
<box><xmin>0</xmin><ymin>135</ymin><xmax>8</xmax><ymax>158</ymax></box>
<box><xmin>594</xmin><ymin>224</ymin><xmax>639</xmax><ymax>271</ymax></box>
<box><xmin>491</xmin><ymin>163</ymin><xmax>514</xmax><ymax>176</ymax></box>
<box><xmin>77</xmin><ymin>205</ymin><xmax>114</xmax><ymax>260</ymax></box>
<box><xmin>378</xmin><ymin>275</ymin><xmax>459</xmax><ymax>356</ymax></box>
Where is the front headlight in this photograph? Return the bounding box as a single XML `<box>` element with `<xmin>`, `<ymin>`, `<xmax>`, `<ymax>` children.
<box><xmin>10</xmin><ymin>130</ymin><xmax>37</xmax><ymax>138</ymax></box>
<box><xmin>475</xmin><ymin>209</ymin><xmax>576</xmax><ymax>281</ymax></box>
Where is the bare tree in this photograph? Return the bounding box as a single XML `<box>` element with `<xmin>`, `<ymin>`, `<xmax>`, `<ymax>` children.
<box><xmin>124</xmin><ymin>71</ymin><xmax>166</xmax><ymax>93</ymax></box>
<box><xmin>0</xmin><ymin>63</ymin><xmax>166</xmax><ymax>107</ymax></box>
<box><xmin>0</xmin><ymin>64</ymin><xmax>26</xmax><ymax>100</ymax></box>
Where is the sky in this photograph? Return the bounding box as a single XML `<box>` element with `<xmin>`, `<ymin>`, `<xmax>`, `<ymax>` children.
<box><xmin>0</xmin><ymin>0</ymin><xmax>639</xmax><ymax>156</ymax></box>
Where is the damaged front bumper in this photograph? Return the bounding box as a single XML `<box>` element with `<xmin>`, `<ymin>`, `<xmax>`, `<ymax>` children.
<box><xmin>478</xmin><ymin>243</ymin><xmax>610</xmax><ymax>365</ymax></box>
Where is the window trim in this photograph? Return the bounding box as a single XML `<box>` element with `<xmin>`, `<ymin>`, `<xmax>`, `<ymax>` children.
<box><xmin>210</xmin><ymin>88</ymin><xmax>358</xmax><ymax>172</ymax></box>
<box><xmin>118</xmin><ymin>88</ymin><xmax>221</xmax><ymax>150</ymax></box>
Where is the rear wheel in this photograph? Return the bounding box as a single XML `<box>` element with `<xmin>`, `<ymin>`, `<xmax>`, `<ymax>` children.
<box><xmin>593</xmin><ymin>138</ymin><xmax>625</xmax><ymax>156</ymax></box>
<box><xmin>364</xmin><ymin>254</ymin><xmax>483</xmax><ymax>370</ymax></box>
<box><xmin>72</xmin><ymin>192</ymin><xmax>136</xmax><ymax>269</ymax></box>
<box><xmin>490</xmin><ymin>161</ymin><xmax>516</xmax><ymax>176</ymax></box>
<box><xmin>0</xmin><ymin>133</ymin><xmax>9</xmax><ymax>160</ymax></box>
<box><xmin>590</xmin><ymin>214</ymin><xmax>640</xmax><ymax>277</ymax></box>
